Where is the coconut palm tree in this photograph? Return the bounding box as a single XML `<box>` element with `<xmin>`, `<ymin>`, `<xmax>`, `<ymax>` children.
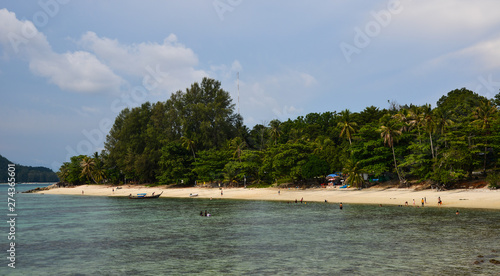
<box><xmin>57</xmin><ymin>163</ymin><xmax>70</xmax><ymax>183</ymax></box>
<box><xmin>269</xmin><ymin>119</ymin><xmax>281</xmax><ymax>145</ymax></box>
<box><xmin>181</xmin><ymin>136</ymin><xmax>197</xmax><ymax>161</ymax></box>
<box><xmin>337</xmin><ymin>109</ymin><xmax>358</xmax><ymax>145</ymax></box>
<box><xmin>422</xmin><ymin>104</ymin><xmax>436</xmax><ymax>159</ymax></box>
<box><xmin>379</xmin><ymin>120</ymin><xmax>404</xmax><ymax>184</ymax></box>
<box><xmin>473</xmin><ymin>99</ymin><xmax>498</xmax><ymax>174</ymax></box>
<box><xmin>230</xmin><ymin>137</ymin><xmax>247</xmax><ymax>162</ymax></box>
<box><xmin>80</xmin><ymin>156</ymin><xmax>96</xmax><ymax>183</ymax></box>
<box><xmin>434</xmin><ymin>108</ymin><xmax>454</xmax><ymax>149</ymax></box>
<box><xmin>91</xmin><ymin>152</ymin><xmax>106</xmax><ymax>184</ymax></box>
<box><xmin>408</xmin><ymin>104</ymin><xmax>424</xmax><ymax>144</ymax></box>
<box><xmin>392</xmin><ymin>108</ymin><xmax>410</xmax><ymax>132</ymax></box>
<box><xmin>313</xmin><ymin>136</ymin><xmax>333</xmax><ymax>155</ymax></box>
<box><xmin>344</xmin><ymin>160</ymin><xmax>364</xmax><ymax>189</ymax></box>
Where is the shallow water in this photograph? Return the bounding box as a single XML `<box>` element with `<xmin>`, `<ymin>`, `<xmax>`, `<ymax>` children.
<box><xmin>1</xmin><ymin>184</ymin><xmax>500</xmax><ymax>275</ymax></box>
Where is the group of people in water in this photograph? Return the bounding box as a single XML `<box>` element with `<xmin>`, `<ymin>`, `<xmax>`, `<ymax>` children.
<box><xmin>287</xmin><ymin>198</ymin><xmax>344</xmax><ymax>210</ymax></box>
<box><xmin>200</xmin><ymin>210</ymin><xmax>211</xmax><ymax>217</ymax></box>
<box><xmin>198</xmin><ymin>195</ymin><xmax>455</xmax><ymax>217</ymax></box>
<box><xmin>400</xmin><ymin>197</ymin><xmax>445</xmax><ymax>207</ymax></box>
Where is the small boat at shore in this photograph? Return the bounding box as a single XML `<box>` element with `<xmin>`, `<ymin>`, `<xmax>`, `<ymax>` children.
<box><xmin>129</xmin><ymin>191</ymin><xmax>163</xmax><ymax>199</ymax></box>
<box><xmin>189</xmin><ymin>193</ymin><xmax>198</xmax><ymax>197</ymax></box>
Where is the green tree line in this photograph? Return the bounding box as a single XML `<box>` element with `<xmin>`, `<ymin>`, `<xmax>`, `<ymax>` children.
<box><xmin>57</xmin><ymin>79</ymin><xmax>500</xmax><ymax>189</ymax></box>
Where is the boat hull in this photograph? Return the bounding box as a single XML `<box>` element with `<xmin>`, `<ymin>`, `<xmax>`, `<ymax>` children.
<box><xmin>128</xmin><ymin>191</ymin><xmax>163</xmax><ymax>199</ymax></box>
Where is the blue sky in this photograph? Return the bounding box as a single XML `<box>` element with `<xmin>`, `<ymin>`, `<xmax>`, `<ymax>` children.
<box><xmin>1</xmin><ymin>0</ymin><xmax>500</xmax><ymax>170</ymax></box>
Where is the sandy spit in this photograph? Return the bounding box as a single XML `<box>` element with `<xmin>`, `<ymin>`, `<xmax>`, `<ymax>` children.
<box><xmin>36</xmin><ymin>185</ymin><xmax>500</xmax><ymax>210</ymax></box>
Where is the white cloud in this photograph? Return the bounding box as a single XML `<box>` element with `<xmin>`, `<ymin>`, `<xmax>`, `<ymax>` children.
<box><xmin>231</xmin><ymin>60</ymin><xmax>242</xmax><ymax>72</ymax></box>
<box><xmin>78</xmin><ymin>31</ymin><xmax>208</xmax><ymax>94</ymax></box>
<box><xmin>240</xmin><ymin>69</ymin><xmax>316</xmax><ymax>124</ymax></box>
<box><xmin>0</xmin><ymin>9</ymin><xmax>50</xmax><ymax>56</ymax></box>
<box><xmin>0</xmin><ymin>8</ymin><xmax>124</xmax><ymax>93</ymax></box>
<box><xmin>30</xmin><ymin>51</ymin><xmax>123</xmax><ymax>93</ymax></box>
<box><xmin>79</xmin><ymin>32</ymin><xmax>200</xmax><ymax>76</ymax></box>
<box><xmin>299</xmin><ymin>72</ymin><xmax>317</xmax><ymax>87</ymax></box>
<box><xmin>450</xmin><ymin>37</ymin><xmax>500</xmax><ymax>70</ymax></box>
<box><xmin>80</xmin><ymin>106</ymin><xmax>100</xmax><ymax>115</ymax></box>
<box><xmin>419</xmin><ymin>36</ymin><xmax>500</xmax><ymax>74</ymax></box>
<box><xmin>389</xmin><ymin>0</ymin><xmax>500</xmax><ymax>40</ymax></box>
<box><xmin>209</xmin><ymin>59</ymin><xmax>242</xmax><ymax>82</ymax></box>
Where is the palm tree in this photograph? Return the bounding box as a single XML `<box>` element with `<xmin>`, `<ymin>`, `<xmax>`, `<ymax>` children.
<box><xmin>379</xmin><ymin>120</ymin><xmax>404</xmax><ymax>184</ymax></box>
<box><xmin>91</xmin><ymin>152</ymin><xmax>106</xmax><ymax>184</ymax></box>
<box><xmin>258</xmin><ymin>121</ymin><xmax>268</xmax><ymax>151</ymax></box>
<box><xmin>422</xmin><ymin>104</ymin><xmax>436</xmax><ymax>159</ymax></box>
<box><xmin>392</xmin><ymin>108</ymin><xmax>410</xmax><ymax>132</ymax></box>
<box><xmin>408</xmin><ymin>104</ymin><xmax>424</xmax><ymax>144</ymax></box>
<box><xmin>57</xmin><ymin>163</ymin><xmax>70</xmax><ymax>183</ymax></box>
<box><xmin>80</xmin><ymin>156</ymin><xmax>96</xmax><ymax>183</ymax></box>
<box><xmin>269</xmin><ymin>119</ymin><xmax>281</xmax><ymax>145</ymax></box>
<box><xmin>344</xmin><ymin>160</ymin><xmax>364</xmax><ymax>189</ymax></box>
<box><xmin>434</xmin><ymin>108</ymin><xmax>454</xmax><ymax>149</ymax></box>
<box><xmin>473</xmin><ymin>100</ymin><xmax>498</xmax><ymax>174</ymax></box>
<box><xmin>92</xmin><ymin>167</ymin><xmax>106</xmax><ymax>184</ymax></box>
<box><xmin>313</xmin><ymin>136</ymin><xmax>333</xmax><ymax>155</ymax></box>
<box><xmin>181</xmin><ymin>136</ymin><xmax>197</xmax><ymax>161</ymax></box>
<box><xmin>337</xmin><ymin>109</ymin><xmax>358</xmax><ymax>145</ymax></box>
<box><xmin>230</xmin><ymin>137</ymin><xmax>247</xmax><ymax>162</ymax></box>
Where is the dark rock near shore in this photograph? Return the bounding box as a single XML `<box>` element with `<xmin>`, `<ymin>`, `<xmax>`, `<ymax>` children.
<box><xmin>474</xmin><ymin>250</ymin><xmax>500</xmax><ymax>265</ymax></box>
<box><xmin>23</xmin><ymin>186</ymin><xmax>50</xmax><ymax>193</ymax></box>
<box><xmin>22</xmin><ymin>183</ymin><xmax>59</xmax><ymax>193</ymax></box>
<box><xmin>54</xmin><ymin>181</ymin><xmax>73</xmax><ymax>187</ymax></box>
<box><xmin>490</xmin><ymin>259</ymin><xmax>500</xmax><ymax>265</ymax></box>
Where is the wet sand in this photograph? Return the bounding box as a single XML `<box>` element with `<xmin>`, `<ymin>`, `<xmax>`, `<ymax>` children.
<box><xmin>37</xmin><ymin>185</ymin><xmax>500</xmax><ymax>209</ymax></box>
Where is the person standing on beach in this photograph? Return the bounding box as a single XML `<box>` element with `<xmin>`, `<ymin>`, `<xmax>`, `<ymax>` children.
<box><xmin>438</xmin><ymin>197</ymin><xmax>442</xmax><ymax>205</ymax></box>
<box><xmin>421</xmin><ymin>198</ymin><xmax>424</xmax><ymax>207</ymax></box>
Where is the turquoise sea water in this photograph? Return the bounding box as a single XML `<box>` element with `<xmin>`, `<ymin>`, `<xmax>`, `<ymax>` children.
<box><xmin>1</xmin><ymin>184</ymin><xmax>500</xmax><ymax>275</ymax></box>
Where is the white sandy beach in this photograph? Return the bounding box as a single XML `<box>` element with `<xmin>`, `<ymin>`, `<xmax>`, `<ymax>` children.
<box><xmin>37</xmin><ymin>185</ymin><xmax>500</xmax><ymax>210</ymax></box>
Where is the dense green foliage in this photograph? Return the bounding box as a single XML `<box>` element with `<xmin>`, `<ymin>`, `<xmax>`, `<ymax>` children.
<box><xmin>58</xmin><ymin>80</ymin><xmax>500</xmax><ymax>189</ymax></box>
<box><xmin>0</xmin><ymin>155</ymin><xmax>59</xmax><ymax>183</ymax></box>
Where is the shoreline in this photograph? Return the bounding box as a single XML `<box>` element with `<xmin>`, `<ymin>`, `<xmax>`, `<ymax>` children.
<box><xmin>35</xmin><ymin>185</ymin><xmax>500</xmax><ymax>210</ymax></box>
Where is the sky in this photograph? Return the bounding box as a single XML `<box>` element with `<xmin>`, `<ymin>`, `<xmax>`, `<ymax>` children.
<box><xmin>1</xmin><ymin>0</ymin><xmax>500</xmax><ymax>171</ymax></box>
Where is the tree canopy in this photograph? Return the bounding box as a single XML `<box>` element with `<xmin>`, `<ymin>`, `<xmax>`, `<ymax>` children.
<box><xmin>58</xmin><ymin>83</ymin><xmax>500</xmax><ymax>189</ymax></box>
